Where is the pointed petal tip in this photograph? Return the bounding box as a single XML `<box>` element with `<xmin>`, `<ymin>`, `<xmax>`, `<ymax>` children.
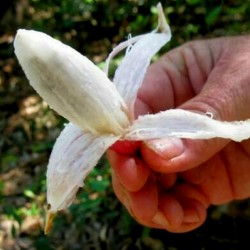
<box><xmin>16</xmin><ymin>28</ymin><xmax>31</xmax><ymax>36</ymax></box>
<box><xmin>14</xmin><ymin>29</ymin><xmax>37</xmax><ymax>47</ymax></box>
<box><xmin>15</xmin><ymin>29</ymin><xmax>45</xmax><ymax>41</ymax></box>
<box><xmin>14</xmin><ymin>29</ymin><xmax>58</xmax><ymax>64</ymax></box>
<box><xmin>14</xmin><ymin>29</ymin><xmax>64</xmax><ymax>55</ymax></box>
<box><xmin>15</xmin><ymin>28</ymin><xmax>28</xmax><ymax>38</ymax></box>
<box><xmin>14</xmin><ymin>29</ymin><xmax>28</xmax><ymax>51</ymax></box>
<box><xmin>44</xmin><ymin>209</ymin><xmax>56</xmax><ymax>235</ymax></box>
<box><xmin>156</xmin><ymin>3</ymin><xmax>171</xmax><ymax>35</ymax></box>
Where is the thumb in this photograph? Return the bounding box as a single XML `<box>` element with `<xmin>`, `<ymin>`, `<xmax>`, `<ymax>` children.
<box><xmin>141</xmin><ymin>67</ymin><xmax>250</xmax><ymax>173</ymax></box>
<box><xmin>141</xmin><ymin>134</ymin><xmax>228</xmax><ymax>173</ymax></box>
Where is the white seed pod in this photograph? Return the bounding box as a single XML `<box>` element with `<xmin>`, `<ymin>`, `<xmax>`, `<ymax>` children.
<box><xmin>14</xmin><ymin>30</ymin><xmax>130</xmax><ymax>135</ymax></box>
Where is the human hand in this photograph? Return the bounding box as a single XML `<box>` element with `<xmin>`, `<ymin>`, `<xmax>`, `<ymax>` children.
<box><xmin>107</xmin><ymin>36</ymin><xmax>250</xmax><ymax>232</ymax></box>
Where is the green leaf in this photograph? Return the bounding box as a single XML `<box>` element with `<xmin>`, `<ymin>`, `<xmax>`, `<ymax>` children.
<box><xmin>186</xmin><ymin>0</ymin><xmax>201</xmax><ymax>5</ymax></box>
<box><xmin>34</xmin><ymin>236</ymin><xmax>52</xmax><ymax>250</ymax></box>
<box><xmin>1</xmin><ymin>154</ymin><xmax>18</xmax><ymax>166</ymax></box>
<box><xmin>205</xmin><ymin>6</ymin><xmax>222</xmax><ymax>26</ymax></box>
<box><xmin>24</xmin><ymin>189</ymin><xmax>36</xmax><ymax>199</ymax></box>
<box><xmin>31</xmin><ymin>141</ymin><xmax>53</xmax><ymax>153</ymax></box>
<box><xmin>89</xmin><ymin>178</ymin><xmax>110</xmax><ymax>192</ymax></box>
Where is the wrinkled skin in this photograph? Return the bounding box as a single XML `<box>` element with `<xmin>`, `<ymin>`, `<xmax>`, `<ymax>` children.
<box><xmin>107</xmin><ymin>36</ymin><xmax>250</xmax><ymax>233</ymax></box>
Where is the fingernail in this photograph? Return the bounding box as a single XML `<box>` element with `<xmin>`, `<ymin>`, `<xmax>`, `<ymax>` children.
<box><xmin>146</xmin><ymin>138</ymin><xmax>184</xmax><ymax>160</ymax></box>
<box><xmin>152</xmin><ymin>211</ymin><xmax>170</xmax><ymax>228</ymax></box>
<box><xmin>183</xmin><ymin>208</ymin><xmax>200</xmax><ymax>223</ymax></box>
<box><xmin>122</xmin><ymin>195</ymin><xmax>134</xmax><ymax>218</ymax></box>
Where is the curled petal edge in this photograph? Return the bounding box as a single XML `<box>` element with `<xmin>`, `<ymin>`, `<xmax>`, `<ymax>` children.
<box><xmin>105</xmin><ymin>3</ymin><xmax>171</xmax><ymax>118</ymax></box>
<box><xmin>125</xmin><ymin>109</ymin><xmax>250</xmax><ymax>142</ymax></box>
<box><xmin>45</xmin><ymin>123</ymin><xmax>119</xmax><ymax>233</ymax></box>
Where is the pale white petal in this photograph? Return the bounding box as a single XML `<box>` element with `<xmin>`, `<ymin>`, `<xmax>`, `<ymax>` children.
<box><xmin>104</xmin><ymin>35</ymin><xmax>144</xmax><ymax>75</ymax></box>
<box><xmin>125</xmin><ymin>109</ymin><xmax>250</xmax><ymax>142</ymax></box>
<box><xmin>46</xmin><ymin>122</ymin><xmax>119</xmax><ymax>213</ymax></box>
<box><xmin>113</xmin><ymin>3</ymin><xmax>171</xmax><ymax>117</ymax></box>
<box><xmin>14</xmin><ymin>30</ymin><xmax>129</xmax><ymax>134</ymax></box>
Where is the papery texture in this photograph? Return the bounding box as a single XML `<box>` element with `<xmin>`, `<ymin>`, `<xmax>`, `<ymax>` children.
<box><xmin>125</xmin><ymin>109</ymin><xmax>250</xmax><ymax>142</ymax></box>
<box><xmin>104</xmin><ymin>35</ymin><xmax>144</xmax><ymax>75</ymax></box>
<box><xmin>47</xmin><ymin>123</ymin><xmax>119</xmax><ymax>212</ymax></box>
<box><xmin>112</xmin><ymin>4</ymin><xmax>171</xmax><ymax>117</ymax></box>
<box><xmin>113</xmin><ymin>33</ymin><xmax>171</xmax><ymax>117</ymax></box>
<box><xmin>14</xmin><ymin>30</ymin><xmax>129</xmax><ymax>134</ymax></box>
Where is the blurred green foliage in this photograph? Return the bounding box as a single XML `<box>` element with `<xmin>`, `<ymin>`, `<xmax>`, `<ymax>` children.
<box><xmin>0</xmin><ymin>0</ymin><xmax>250</xmax><ymax>249</ymax></box>
<box><xmin>2</xmin><ymin>0</ymin><xmax>248</xmax><ymax>57</ymax></box>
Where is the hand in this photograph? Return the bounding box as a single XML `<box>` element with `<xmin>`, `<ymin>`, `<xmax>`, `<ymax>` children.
<box><xmin>107</xmin><ymin>36</ymin><xmax>250</xmax><ymax>233</ymax></box>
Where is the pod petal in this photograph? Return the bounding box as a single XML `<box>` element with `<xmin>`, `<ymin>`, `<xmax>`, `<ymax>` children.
<box><xmin>126</xmin><ymin>109</ymin><xmax>250</xmax><ymax>142</ymax></box>
<box><xmin>14</xmin><ymin>30</ymin><xmax>129</xmax><ymax>134</ymax></box>
<box><xmin>112</xmin><ymin>3</ymin><xmax>171</xmax><ymax>117</ymax></box>
<box><xmin>46</xmin><ymin>122</ymin><xmax>119</xmax><ymax>213</ymax></box>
